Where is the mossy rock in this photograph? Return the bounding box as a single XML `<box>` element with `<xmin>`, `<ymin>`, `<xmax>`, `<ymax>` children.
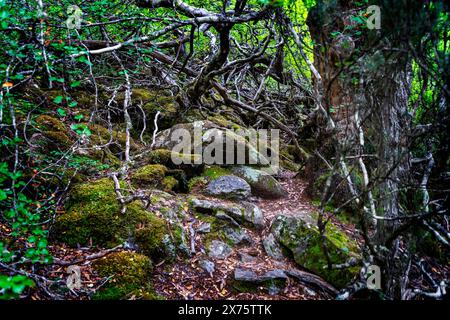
<box><xmin>280</xmin><ymin>159</ymin><xmax>302</xmax><ymax>172</ymax></box>
<box><xmin>281</xmin><ymin>144</ymin><xmax>310</xmax><ymax>163</ymax></box>
<box><xmin>271</xmin><ymin>215</ymin><xmax>360</xmax><ymax>288</ymax></box>
<box><xmin>161</xmin><ymin>176</ymin><xmax>178</xmax><ymax>192</ymax></box>
<box><xmin>134</xmin><ymin>215</ymin><xmax>169</xmax><ymax>259</ymax></box>
<box><xmin>35</xmin><ymin>115</ymin><xmax>67</xmax><ymax>132</ymax></box>
<box><xmin>76</xmin><ymin>148</ymin><xmax>121</xmax><ymax>169</ymax></box>
<box><xmin>130</xmin><ymin>164</ymin><xmax>168</xmax><ymax>188</ymax></box>
<box><xmin>35</xmin><ymin>115</ymin><xmax>72</xmax><ymax>147</ymax></box>
<box><xmin>207</xmin><ymin>114</ymin><xmax>243</xmax><ymax>130</ymax></box>
<box><xmin>231</xmin><ymin>166</ymin><xmax>286</xmax><ymax>199</ymax></box>
<box><xmin>152</xmin><ymin>121</ymin><xmax>270</xmax><ymax>166</ymax></box>
<box><xmin>195</xmin><ymin>213</ymin><xmax>237</xmax><ymax>248</ymax></box>
<box><xmin>187</xmin><ymin>166</ymin><xmax>229</xmax><ymax>193</ymax></box>
<box><xmin>143</xmin><ymin>149</ymin><xmax>201</xmax><ymax>167</ymax></box>
<box><xmin>92</xmin><ymin>251</ymin><xmax>159</xmax><ymax>300</ymax></box>
<box><xmin>53</xmin><ymin>178</ymin><xmax>168</xmax><ymax>254</ymax></box>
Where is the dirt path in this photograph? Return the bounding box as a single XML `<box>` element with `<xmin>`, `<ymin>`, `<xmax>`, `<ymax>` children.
<box><xmin>152</xmin><ymin>172</ymin><xmax>330</xmax><ymax>300</ymax></box>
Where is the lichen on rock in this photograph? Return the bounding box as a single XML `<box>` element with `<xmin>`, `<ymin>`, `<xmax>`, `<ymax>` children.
<box><xmin>271</xmin><ymin>215</ymin><xmax>360</xmax><ymax>288</ymax></box>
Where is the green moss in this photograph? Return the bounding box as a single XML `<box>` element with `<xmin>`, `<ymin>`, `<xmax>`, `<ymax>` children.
<box><xmin>203</xmin><ymin>166</ymin><xmax>230</xmax><ymax>179</ymax></box>
<box><xmin>131</xmin><ymin>164</ymin><xmax>168</xmax><ymax>188</ymax></box>
<box><xmin>87</xmin><ymin>123</ymin><xmax>139</xmax><ymax>151</ymax></box>
<box><xmin>207</xmin><ymin>115</ymin><xmax>232</xmax><ymax>128</ymax></box>
<box><xmin>231</xmin><ymin>280</ymin><xmax>260</xmax><ymax>293</ymax></box>
<box><xmin>53</xmin><ymin>178</ymin><xmax>166</xmax><ymax>249</ymax></box>
<box><xmin>146</xmin><ymin>149</ymin><xmax>200</xmax><ymax>167</ymax></box>
<box><xmin>121</xmin><ymin>88</ymin><xmax>179</xmax><ymax>124</ymax></box>
<box><xmin>194</xmin><ymin>213</ymin><xmax>236</xmax><ymax>247</ymax></box>
<box><xmin>43</xmin><ymin>130</ymin><xmax>71</xmax><ymax>146</ymax></box>
<box><xmin>272</xmin><ymin>216</ymin><xmax>360</xmax><ymax>288</ymax></box>
<box><xmin>134</xmin><ymin>215</ymin><xmax>168</xmax><ymax>260</ymax></box>
<box><xmin>85</xmin><ymin>149</ymin><xmax>121</xmax><ymax>168</ymax></box>
<box><xmin>161</xmin><ymin>176</ymin><xmax>178</xmax><ymax>192</ymax></box>
<box><xmin>35</xmin><ymin>115</ymin><xmax>72</xmax><ymax>146</ymax></box>
<box><xmin>35</xmin><ymin>115</ymin><xmax>67</xmax><ymax>132</ymax></box>
<box><xmin>181</xmin><ymin>109</ymin><xmax>204</xmax><ymax>123</ymax></box>
<box><xmin>187</xmin><ymin>176</ymin><xmax>208</xmax><ymax>192</ymax></box>
<box><xmin>92</xmin><ymin>251</ymin><xmax>159</xmax><ymax>300</ymax></box>
<box><xmin>280</xmin><ymin>160</ymin><xmax>301</xmax><ymax>172</ymax></box>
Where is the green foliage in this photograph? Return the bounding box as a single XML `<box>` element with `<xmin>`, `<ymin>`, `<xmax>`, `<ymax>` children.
<box><xmin>0</xmin><ymin>160</ymin><xmax>51</xmax><ymax>298</ymax></box>
<box><xmin>0</xmin><ymin>275</ymin><xmax>35</xmax><ymax>300</ymax></box>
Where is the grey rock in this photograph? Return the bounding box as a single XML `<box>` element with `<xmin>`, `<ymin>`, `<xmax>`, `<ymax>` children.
<box><xmin>262</xmin><ymin>234</ymin><xmax>284</xmax><ymax>260</ymax></box>
<box><xmin>224</xmin><ymin>227</ymin><xmax>252</xmax><ymax>245</ymax></box>
<box><xmin>196</xmin><ymin>222</ymin><xmax>211</xmax><ymax>234</ymax></box>
<box><xmin>162</xmin><ymin>234</ymin><xmax>176</xmax><ymax>260</ymax></box>
<box><xmin>239</xmin><ymin>201</ymin><xmax>264</xmax><ymax>229</ymax></box>
<box><xmin>199</xmin><ymin>259</ymin><xmax>215</xmax><ymax>276</ymax></box>
<box><xmin>239</xmin><ymin>252</ymin><xmax>258</xmax><ymax>263</ymax></box>
<box><xmin>153</xmin><ymin>121</ymin><xmax>269</xmax><ymax>165</ymax></box>
<box><xmin>271</xmin><ymin>215</ymin><xmax>360</xmax><ymax>288</ymax></box>
<box><xmin>234</xmin><ymin>268</ymin><xmax>288</xmax><ymax>283</ymax></box>
<box><xmin>233</xmin><ymin>268</ymin><xmax>288</xmax><ymax>295</ymax></box>
<box><xmin>215</xmin><ymin>211</ymin><xmax>241</xmax><ymax>227</ymax></box>
<box><xmin>234</xmin><ymin>268</ymin><xmax>259</xmax><ymax>282</ymax></box>
<box><xmin>261</xmin><ymin>269</ymin><xmax>288</xmax><ymax>281</ymax></box>
<box><xmin>190</xmin><ymin>198</ymin><xmax>264</xmax><ymax>229</ymax></box>
<box><xmin>205</xmin><ymin>175</ymin><xmax>251</xmax><ymax>200</ymax></box>
<box><xmin>207</xmin><ymin>240</ymin><xmax>232</xmax><ymax>259</ymax></box>
<box><xmin>232</xmin><ymin>166</ymin><xmax>286</xmax><ymax>199</ymax></box>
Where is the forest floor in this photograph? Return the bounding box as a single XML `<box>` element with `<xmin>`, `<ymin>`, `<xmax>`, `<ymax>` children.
<box><xmin>32</xmin><ymin>171</ymin><xmax>449</xmax><ymax>300</ymax></box>
<box><xmin>41</xmin><ymin>171</ymin><xmax>332</xmax><ymax>300</ymax></box>
<box><xmin>151</xmin><ymin>171</ymin><xmax>347</xmax><ymax>300</ymax></box>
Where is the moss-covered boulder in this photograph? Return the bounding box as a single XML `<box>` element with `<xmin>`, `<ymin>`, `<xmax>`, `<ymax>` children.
<box><xmin>187</xmin><ymin>166</ymin><xmax>230</xmax><ymax>193</ymax></box>
<box><xmin>271</xmin><ymin>215</ymin><xmax>360</xmax><ymax>288</ymax></box>
<box><xmin>152</xmin><ymin>121</ymin><xmax>271</xmax><ymax>166</ymax></box>
<box><xmin>134</xmin><ymin>216</ymin><xmax>168</xmax><ymax>259</ymax></box>
<box><xmin>231</xmin><ymin>166</ymin><xmax>286</xmax><ymax>199</ymax></box>
<box><xmin>130</xmin><ymin>164</ymin><xmax>168</xmax><ymax>188</ymax></box>
<box><xmin>53</xmin><ymin>178</ymin><xmax>169</xmax><ymax>259</ymax></box>
<box><xmin>161</xmin><ymin>176</ymin><xmax>178</xmax><ymax>192</ymax></box>
<box><xmin>143</xmin><ymin>149</ymin><xmax>200</xmax><ymax>167</ymax></box>
<box><xmin>92</xmin><ymin>251</ymin><xmax>159</xmax><ymax>300</ymax></box>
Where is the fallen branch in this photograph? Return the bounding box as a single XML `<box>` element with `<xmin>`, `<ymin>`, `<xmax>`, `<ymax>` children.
<box><xmin>53</xmin><ymin>245</ymin><xmax>124</xmax><ymax>266</ymax></box>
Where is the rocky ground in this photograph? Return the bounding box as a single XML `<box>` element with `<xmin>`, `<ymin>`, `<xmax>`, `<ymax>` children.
<box><xmin>41</xmin><ymin>169</ymin><xmax>354</xmax><ymax>300</ymax></box>
<box><xmin>152</xmin><ymin>172</ymin><xmax>333</xmax><ymax>300</ymax></box>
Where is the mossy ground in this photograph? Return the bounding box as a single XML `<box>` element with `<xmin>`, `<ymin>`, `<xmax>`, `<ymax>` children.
<box><xmin>35</xmin><ymin>115</ymin><xmax>72</xmax><ymax>147</ymax></box>
<box><xmin>53</xmin><ymin>178</ymin><xmax>169</xmax><ymax>259</ymax></box>
<box><xmin>92</xmin><ymin>251</ymin><xmax>160</xmax><ymax>300</ymax></box>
